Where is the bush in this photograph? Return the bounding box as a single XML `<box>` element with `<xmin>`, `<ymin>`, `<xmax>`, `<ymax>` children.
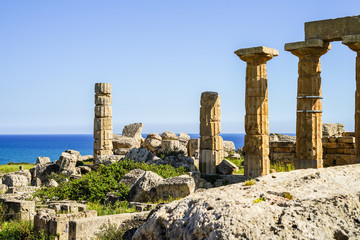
<box><xmin>0</xmin><ymin>220</ymin><xmax>48</xmax><ymax>240</ymax></box>
<box><xmin>95</xmin><ymin>221</ymin><xmax>125</xmax><ymax>240</ymax></box>
<box><xmin>87</xmin><ymin>201</ymin><xmax>136</xmax><ymax>216</ymax></box>
<box><xmin>34</xmin><ymin>159</ymin><xmax>186</xmax><ymax>203</ymax></box>
<box><xmin>156</xmin><ymin>148</ymin><xmax>185</xmax><ymax>160</ymax></box>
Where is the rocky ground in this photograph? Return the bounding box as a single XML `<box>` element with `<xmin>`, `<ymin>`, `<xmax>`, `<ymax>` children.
<box><xmin>133</xmin><ymin>164</ymin><xmax>360</xmax><ymax>240</ymax></box>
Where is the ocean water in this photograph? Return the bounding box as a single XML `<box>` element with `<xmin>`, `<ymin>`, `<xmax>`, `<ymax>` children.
<box><xmin>0</xmin><ymin>133</ymin><xmax>245</xmax><ymax>165</ymax></box>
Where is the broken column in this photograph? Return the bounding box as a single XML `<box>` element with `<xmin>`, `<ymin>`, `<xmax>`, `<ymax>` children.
<box><xmin>343</xmin><ymin>34</ymin><xmax>360</xmax><ymax>163</ymax></box>
<box><xmin>94</xmin><ymin>83</ymin><xmax>113</xmax><ymax>159</ymax></box>
<box><xmin>285</xmin><ymin>39</ymin><xmax>331</xmax><ymax>169</ymax></box>
<box><xmin>235</xmin><ymin>46</ymin><xmax>278</xmax><ymax>177</ymax></box>
<box><xmin>199</xmin><ymin>92</ymin><xmax>223</xmax><ymax>174</ymax></box>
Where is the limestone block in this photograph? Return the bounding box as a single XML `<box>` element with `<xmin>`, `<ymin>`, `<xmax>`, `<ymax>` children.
<box><xmin>244</xmin><ymin>135</ymin><xmax>269</xmax><ymax>156</ymax></box>
<box><xmin>161</xmin><ymin>131</ymin><xmax>178</xmax><ymax>140</ymax></box>
<box><xmin>114</xmin><ymin>148</ymin><xmax>130</xmax><ymax>155</ymax></box>
<box><xmin>57</xmin><ymin>152</ymin><xmax>77</xmax><ymax>172</ymax></box>
<box><xmin>127</xmin><ymin>171</ymin><xmax>164</xmax><ymax>202</ymax></box>
<box><xmin>95</xmin><ymin>150</ymin><xmax>113</xmax><ymax>156</ymax></box>
<box><xmin>217</xmin><ymin>159</ymin><xmax>238</xmax><ymax>175</ymax></box>
<box><xmin>285</xmin><ymin>39</ymin><xmax>326</xmax><ymax>51</ymax></box>
<box><xmin>95</xmin><ymin>83</ymin><xmax>111</xmax><ymax>94</ymax></box>
<box><xmin>337</xmin><ymin>136</ymin><xmax>355</xmax><ymax>143</ymax></box>
<box><xmin>95</xmin><ymin>155</ymin><xmax>122</xmax><ymax>165</ymax></box>
<box><xmin>187</xmin><ymin>139</ymin><xmax>200</xmax><ymax>158</ymax></box>
<box><xmin>36</xmin><ymin>157</ymin><xmax>50</xmax><ymax>165</ymax></box>
<box><xmin>323</xmin><ymin>154</ymin><xmax>355</xmax><ymax>166</ymax></box>
<box><xmin>119</xmin><ymin>169</ymin><xmax>145</xmax><ymax>189</ymax></box>
<box><xmin>2</xmin><ymin>200</ymin><xmax>35</xmax><ymax>221</ymax></box>
<box><xmin>270</xmin><ymin>141</ymin><xmax>296</xmax><ymax>148</ymax></box>
<box><xmin>94</xmin><ymin>118</ymin><xmax>112</xmax><ymax>131</ymax></box>
<box><xmin>200</xmin><ymin>122</ymin><xmax>221</xmax><ymax>137</ymax></box>
<box><xmin>178</xmin><ymin>132</ymin><xmax>190</xmax><ymax>144</ymax></box>
<box><xmin>245</xmin><ymin>97</ymin><xmax>268</xmax><ymax>115</ymax></box>
<box><xmin>271</xmin><ymin>147</ymin><xmax>296</xmax><ymax>153</ymax></box>
<box><xmin>154</xmin><ymin>175</ymin><xmax>195</xmax><ymax>201</ymax></box>
<box><xmin>142</xmin><ymin>134</ymin><xmax>162</xmax><ymax>152</ymax></box>
<box><xmin>234</xmin><ymin>46</ymin><xmax>279</xmax><ymax>62</ymax></box>
<box><xmin>223</xmin><ymin>140</ymin><xmax>236</xmax><ymax>153</ymax></box>
<box><xmin>200</xmin><ymin>107</ymin><xmax>221</xmax><ymax>122</ymax></box>
<box><xmin>305</xmin><ymin>15</ymin><xmax>360</xmax><ymax>41</ymax></box>
<box><xmin>270</xmin><ymin>152</ymin><xmax>296</xmax><ymax>164</ymax></box>
<box><xmin>244</xmin><ymin>154</ymin><xmax>270</xmax><ymax>177</ymax></box>
<box><xmin>122</xmin><ymin>123</ymin><xmax>143</xmax><ymax>140</ymax></box>
<box><xmin>94</xmin><ymin>94</ymin><xmax>112</xmax><ymax>105</ymax></box>
<box><xmin>94</xmin><ymin>105</ymin><xmax>112</xmax><ymax>118</ymax></box>
<box><xmin>161</xmin><ymin>140</ymin><xmax>180</xmax><ymax>152</ymax></box>
<box><xmin>323</xmin><ymin>123</ymin><xmax>345</xmax><ymax>137</ymax></box>
<box><xmin>200</xmin><ymin>92</ymin><xmax>220</xmax><ymax>107</ymax></box>
<box><xmin>200</xmin><ymin>136</ymin><xmax>223</xmax><ymax>151</ymax></box>
<box><xmin>112</xmin><ymin>135</ymin><xmax>139</xmax><ymax>149</ymax></box>
<box><xmin>2</xmin><ymin>174</ymin><xmax>29</xmax><ymax>187</ymax></box>
<box><xmin>245</xmin><ymin>114</ymin><xmax>269</xmax><ymax>135</ymax></box>
<box><xmin>93</xmin><ymin>130</ymin><xmax>113</xmax><ymax>140</ymax></box>
<box><xmin>342</xmin><ymin>132</ymin><xmax>355</xmax><ymax>137</ymax></box>
<box><xmin>344</xmin><ymin>148</ymin><xmax>356</xmax><ymax>155</ymax></box>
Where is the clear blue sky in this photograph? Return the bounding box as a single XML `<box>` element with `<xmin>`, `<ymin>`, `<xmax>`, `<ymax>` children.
<box><xmin>0</xmin><ymin>0</ymin><xmax>359</xmax><ymax>134</ymax></box>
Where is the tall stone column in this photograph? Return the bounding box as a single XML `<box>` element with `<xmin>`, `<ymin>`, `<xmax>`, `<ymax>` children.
<box><xmin>285</xmin><ymin>39</ymin><xmax>330</xmax><ymax>169</ymax></box>
<box><xmin>235</xmin><ymin>46</ymin><xmax>278</xmax><ymax>177</ymax></box>
<box><xmin>94</xmin><ymin>83</ymin><xmax>113</xmax><ymax>159</ymax></box>
<box><xmin>343</xmin><ymin>34</ymin><xmax>360</xmax><ymax>163</ymax></box>
<box><xmin>199</xmin><ymin>92</ymin><xmax>223</xmax><ymax>174</ymax></box>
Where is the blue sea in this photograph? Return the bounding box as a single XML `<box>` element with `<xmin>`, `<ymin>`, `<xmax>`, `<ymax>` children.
<box><xmin>0</xmin><ymin>134</ymin><xmax>245</xmax><ymax>165</ymax></box>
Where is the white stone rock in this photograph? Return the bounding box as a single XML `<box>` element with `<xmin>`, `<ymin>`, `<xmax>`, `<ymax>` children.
<box><xmin>223</xmin><ymin>141</ymin><xmax>235</xmax><ymax>153</ymax></box>
<box><xmin>127</xmin><ymin>171</ymin><xmax>164</xmax><ymax>202</ymax></box>
<box><xmin>154</xmin><ymin>175</ymin><xmax>195</xmax><ymax>200</ymax></box>
<box><xmin>125</xmin><ymin>148</ymin><xmax>155</xmax><ymax>163</ymax></box>
<box><xmin>122</xmin><ymin>123</ymin><xmax>143</xmax><ymax>141</ymax></box>
<box><xmin>161</xmin><ymin>131</ymin><xmax>178</xmax><ymax>140</ymax></box>
<box><xmin>36</xmin><ymin>157</ymin><xmax>50</xmax><ymax>165</ymax></box>
<box><xmin>57</xmin><ymin>152</ymin><xmax>77</xmax><ymax>172</ymax></box>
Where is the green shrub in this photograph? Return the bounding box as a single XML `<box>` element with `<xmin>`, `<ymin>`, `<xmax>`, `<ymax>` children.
<box><xmin>270</xmin><ymin>162</ymin><xmax>295</xmax><ymax>172</ymax></box>
<box><xmin>95</xmin><ymin>221</ymin><xmax>125</xmax><ymax>240</ymax></box>
<box><xmin>253</xmin><ymin>197</ymin><xmax>266</xmax><ymax>204</ymax></box>
<box><xmin>284</xmin><ymin>192</ymin><xmax>294</xmax><ymax>200</ymax></box>
<box><xmin>156</xmin><ymin>148</ymin><xmax>185</xmax><ymax>160</ymax></box>
<box><xmin>243</xmin><ymin>179</ymin><xmax>256</xmax><ymax>186</ymax></box>
<box><xmin>87</xmin><ymin>201</ymin><xmax>136</xmax><ymax>216</ymax></box>
<box><xmin>46</xmin><ymin>172</ymin><xmax>68</xmax><ymax>183</ymax></box>
<box><xmin>34</xmin><ymin>159</ymin><xmax>186</xmax><ymax>203</ymax></box>
<box><xmin>0</xmin><ymin>220</ymin><xmax>48</xmax><ymax>240</ymax></box>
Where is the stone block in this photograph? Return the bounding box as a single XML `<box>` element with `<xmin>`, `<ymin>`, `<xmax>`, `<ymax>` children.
<box><xmin>245</xmin><ymin>71</ymin><xmax>268</xmax><ymax>97</ymax></box>
<box><xmin>305</xmin><ymin>15</ymin><xmax>360</xmax><ymax>41</ymax></box>
<box><xmin>234</xmin><ymin>46</ymin><xmax>279</xmax><ymax>61</ymax></box>
<box><xmin>245</xmin><ymin>114</ymin><xmax>269</xmax><ymax>135</ymax></box>
<box><xmin>2</xmin><ymin>200</ymin><xmax>35</xmax><ymax>221</ymax></box>
<box><xmin>199</xmin><ymin>149</ymin><xmax>223</xmax><ymax>174</ymax></box>
<box><xmin>323</xmin><ymin>123</ymin><xmax>345</xmax><ymax>137</ymax></box>
<box><xmin>161</xmin><ymin>131</ymin><xmax>179</xmax><ymax>140</ymax></box>
<box><xmin>93</xmin><ymin>130</ymin><xmax>113</xmax><ymax>140</ymax></box>
<box><xmin>95</xmin><ymin>149</ymin><xmax>113</xmax><ymax>156</ymax></box>
<box><xmin>94</xmin><ymin>106</ymin><xmax>112</xmax><ymax>118</ymax></box>
<box><xmin>244</xmin><ymin>154</ymin><xmax>269</xmax><ymax>177</ymax></box>
<box><xmin>342</xmin><ymin>132</ymin><xmax>355</xmax><ymax>137</ymax></box>
<box><xmin>95</xmin><ymin>83</ymin><xmax>111</xmax><ymax>94</ymax></box>
<box><xmin>271</xmin><ymin>146</ymin><xmax>296</xmax><ymax>153</ymax></box>
<box><xmin>122</xmin><ymin>123</ymin><xmax>143</xmax><ymax>140</ymax></box>
<box><xmin>200</xmin><ymin>122</ymin><xmax>221</xmax><ymax>137</ymax></box>
<box><xmin>200</xmin><ymin>92</ymin><xmax>220</xmax><ymax>107</ymax></box>
<box><xmin>245</xmin><ymin>96</ymin><xmax>268</xmax><ymax>115</ymax></box>
<box><xmin>69</xmin><ymin>212</ymin><xmax>149</xmax><ymax>240</ymax></box>
<box><xmin>337</xmin><ymin>136</ymin><xmax>355</xmax><ymax>143</ymax></box>
<box><xmin>93</xmin><ymin>140</ymin><xmax>113</xmax><ymax>150</ymax></box>
<box><xmin>285</xmin><ymin>39</ymin><xmax>326</xmax><ymax>51</ymax></box>
<box><xmin>270</xmin><ymin>152</ymin><xmax>296</xmax><ymax>164</ymax></box>
<box><xmin>296</xmin><ymin>137</ymin><xmax>322</xmax><ymax>160</ymax></box>
<box><xmin>154</xmin><ymin>175</ymin><xmax>195</xmax><ymax>200</ymax></box>
<box><xmin>94</xmin><ymin>118</ymin><xmax>113</xmax><ymax>131</ymax></box>
<box><xmin>344</xmin><ymin>148</ymin><xmax>356</xmax><ymax>155</ymax></box>
<box><xmin>187</xmin><ymin>139</ymin><xmax>200</xmax><ymax>158</ymax></box>
<box><xmin>94</xmin><ymin>94</ymin><xmax>112</xmax><ymax>105</ymax></box>
<box><xmin>270</xmin><ymin>141</ymin><xmax>296</xmax><ymax>148</ymax></box>
<box><xmin>323</xmin><ymin>154</ymin><xmax>355</xmax><ymax>166</ymax></box>
<box><xmin>200</xmin><ymin>136</ymin><xmax>223</xmax><ymax>151</ymax></box>
<box><xmin>200</xmin><ymin>106</ymin><xmax>221</xmax><ymax>122</ymax></box>
<box><xmin>217</xmin><ymin>159</ymin><xmax>238</xmax><ymax>175</ymax></box>
<box><xmin>160</xmin><ymin>140</ymin><xmax>180</xmax><ymax>152</ymax></box>
<box><xmin>36</xmin><ymin>157</ymin><xmax>50</xmax><ymax>165</ymax></box>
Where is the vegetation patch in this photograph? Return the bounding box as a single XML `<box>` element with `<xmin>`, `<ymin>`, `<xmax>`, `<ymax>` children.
<box><xmin>34</xmin><ymin>159</ymin><xmax>186</xmax><ymax>203</ymax></box>
<box><xmin>270</xmin><ymin>162</ymin><xmax>295</xmax><ymax>172</ymax></box>
<box><xmin>156</xmin><ymin>148</ymin><xmax>185</xmax><ymax>160</ymax></box>
<box><xmin>284</xmin><ymin>192</ymin><xmax>294</xmax><ymax>200</ymax></box>
<box><xmin>243</xmin><ymin>179</ymin><xmax>256</xmax><ymax>186</ymax></box>
<box><xmin>225</xmin><ymin>157</ymin><xmax>244</xmax><ymax>174</ymax></box>
<box><xmin>87</xmin><ymin>201</ymin><xmax>136</xmax><ymax>216</ymax></box>
<box><xmin>0</xmin><ymin>163</ymin><xmax>35</xmax><ymax>174</ymax></box>
<box><xmin>0</xmin><ymin>220</ymin><xmax>50</xmax><ymax>240</ymax></box>
<box><xmin>95</xmin><ymin>220</ymin><xmax>125</xmax><ymax>240</ymax></box>
<box><xmin>253</xmin><ymin>197</ymin><xmax>266</xmax><ymax>204</ymax></box>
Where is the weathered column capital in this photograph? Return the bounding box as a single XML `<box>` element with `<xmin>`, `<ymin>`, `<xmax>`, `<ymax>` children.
<box><xmin>234</xmin><ymin>46</ymin><xmax>279</xmax><ymax>63</ymax></box>
<box><xmin>343</xmin><ymin>34</ymin><xmax>360</xmax><ymax>52</ymax></box>
<box><xmin>285</xmin><ymin>39</ymin><xmax>331</xmax><ymax>59</ymax></box>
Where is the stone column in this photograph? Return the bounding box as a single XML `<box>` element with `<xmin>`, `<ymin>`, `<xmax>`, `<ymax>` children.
<box><xmin>285</xmin><ymin>39</ymin><xmax>331</xmax><ymax>169</ymax></box>
<box><xmin>94</xmin><ymin>83</ymin><xmax>113</xmax><ymax>159</ymax></box>
<box><xmin>235</xmin><ymin>46</ymin><xmax>278</xmax><ymax>177</ymax></box>
<box><xmin>199</xmin><ymin>92</ymin><xmax>223</xmax><ymax>174</ymax></box>
<box><xmin>343</xmin><ymin>34</ymin><xmax>360</xmax><ymax>163</ymax></box>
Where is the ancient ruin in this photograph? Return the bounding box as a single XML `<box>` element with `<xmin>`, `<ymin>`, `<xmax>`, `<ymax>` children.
<box><xmin>199</xmin><ymin>92</ymin><xmax>223</xmax><ymax>174</ymax></box>
<box><xmin>235</xmin><ymin>47</ymin><xmax>278</xmax><ymax>177</ymax></box>
<box><xmin>285</xmin><ymin>15</ymin><xmax>360</xmax><ymax>168</ymax></box>
<box><xmin>93</xmin><ymin>83</ymin><xmax>113</xmax><ymax>159</ymax></box>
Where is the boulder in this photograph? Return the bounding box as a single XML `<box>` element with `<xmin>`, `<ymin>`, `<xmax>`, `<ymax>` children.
<box><xmin>65</xmin><ymin>150</ymin><xmax>81</xmax><ymax>160</ymax></box>
<box><xmin>160</xmin><ymin>140</ymin><xmax>180</xmax><ymax>152</ymax></box>
<box><xmin>223</xmin><ymin>141</ymin><xmax>235</xmax><ymax>153</ymax></box>
<box><xmin>95</xmin><ymin>155</ymin><xmax>122</xmax><ymax>165</ymax></box>
<box><xmin>119</xmin><ymin>169</ymin><xmax>146</xmax><ymax>188</ymax></box>
<box><xmin>114</xmin><ymin>148</ymin><xmax>130</xmax><ymax>155</ymax></box>
<box><xmin>46</xmin><ymin>179</ymin><xmax>59</xmax><ymax>188</ymax></box>
<box><xmin>228</xmin><ymin>153</ymin><xmax>241</xmax><ymax>159</ymax></box>
<box><xmin>2</xmin><ymin>174</ymin><xmax>29</xmax><ymax>187</ymax></box>
<box><xmin>35</xmin><ymin>162</ymin><xmax>59</xmax><ymax>181</ymax></box>
<box><xmin>179</xmin><ymin>132</ymin><xmax>190</xmax><ymax>155</ymax></box>
<box><xmin>163</xmin><ymin>154</ymin><xmax>198</xmax><ymax>172</ymax></box>
<box><xmin>57</xmin><ymin>152</ymin><xmax>77</xmax><ymax>172</ymax></box>
<box><xmin>323</xmin><ymin>123</ymin><xmax>345</xmax><ymax>137</ymax></box>
<box><xmin>153</xmin><ymin>175</ymin><xmax>195</xmax><ymax>201</ymax></box>
<box><xmin>79</xmin><ymin>166</ymin><xmax>92</xmax><ymax>174</ymax></box>
<box><xmin>127</xmin><ymin>171</ymin><xmax>164</xmax><ymax>202</ymax></box>
<box><xmin>122</xmin><ymin>123</ymin><xmax>143</xmax><ymax>141</ymax></box>
<box><xmin>15</xmin><ymin>169</ymin><xmax>32</xmax><ymax>183</ymax></box>
<box><xmin>125</xmin><ymin>148</ymin><xmax>155</xmax><ymax>163</ymax></box>
<box><xmin>113</xmin><ymin>135</ymin><xmax>139</xmax><ymax>149</ymax></box>
<box><xmin>36</xmin><ymin>157</ymin><xmax>50</xmax><ymax>165</ymax></box>
<box><xmin>217</xmin><ymin>159</ymin><xmax>238</xmax><ymax>175</ymax></box>
<box><xmin>133</xmin><ymin>164</ymin><xmax>360</xmax><ymax>240</ymax></box>
<box><xmin>161</xmin><ymin>131</ymin><xmax>178</xmax><ymax>140</ymax></box>
<box><xmin>142</xmin><ymin>133</ymin><xmax>162</xmax><ymax>153</ymax></box>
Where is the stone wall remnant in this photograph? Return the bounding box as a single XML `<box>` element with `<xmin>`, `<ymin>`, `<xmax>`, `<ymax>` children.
<box><xmin>94</xmin><ymin>83</ymin><xmax>113</xmax><ymax>159</ymax></box>
<box><xmin>199</xmin><ymin>92</ymin><xmax>223</xmax><ymax>174</ymax></box>
<box><xmin>285</xmin><ymin>40</ymin><xmax>331</xmax><ymax>169</ymax></box>
<box><xmin>235</xmin><ymin>46</ymin><xmax>278</xmax><ymax>177</ymax></box>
